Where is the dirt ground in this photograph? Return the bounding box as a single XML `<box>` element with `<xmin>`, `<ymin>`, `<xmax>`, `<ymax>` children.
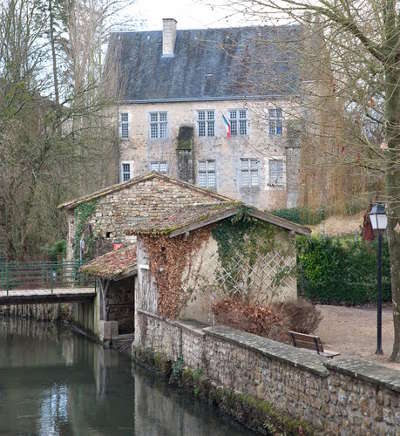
<box><xmin>309</xmin><ymin>212</ymin><xmax>364</xmax><ymax>236</ymax></box>
<box><xmin>315</xmin><ymin>304</ymin><xmax>400</xmax><ymax>370</ymax></box>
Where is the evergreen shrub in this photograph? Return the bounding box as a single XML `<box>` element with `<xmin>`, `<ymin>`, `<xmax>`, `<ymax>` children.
<box><xmin>297</xmin><ymin>236</ymin><xmax>391</xmax><ymax>305</ymax></box>
<box><xmin>272</xmin><ymin>207</ymin><xmax>326</xmax><ymax>225</ymax></box>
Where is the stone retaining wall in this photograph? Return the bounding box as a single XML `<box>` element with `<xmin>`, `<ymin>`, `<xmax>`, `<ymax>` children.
<box><xmin>134</xmin><ymin>309</ymin><xmax>400</xmax><ymax>435</ymax></box>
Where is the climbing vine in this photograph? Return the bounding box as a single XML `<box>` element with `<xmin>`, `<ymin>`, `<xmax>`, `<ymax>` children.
<box><xmin>211</xmin><ymin>207</ymin><xmax>295</xmax><ymax>302</ymax></box>
<box><xmin>142</xmin><ymin>228</ymin><xmax>211</xmax><ymax>319</ymax></box>
<box><xmin>212</xmin><ymin>208</ymin><xmax>276</xmax><ymax>266</ymax></box>
<box><xmin>73</xmin><ymin>200</ymin><xmax>97</xmax><ymax>262</ymax></box>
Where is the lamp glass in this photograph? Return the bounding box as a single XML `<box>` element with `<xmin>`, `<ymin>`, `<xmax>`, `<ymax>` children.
<box><xmin>369</xmin><ymin>204</ymin><xmax>387</xmax><ymax>231</ymax></box>
<box><xmin>377</xmin><ymin>214</ymin><xmax>388</xmax><ymax>230</ymax></box>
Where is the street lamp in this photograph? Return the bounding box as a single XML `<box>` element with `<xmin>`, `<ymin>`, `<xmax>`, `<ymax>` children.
<box><xmin>369</xmin><ymin>203</ymin><xmax>388</xmax><ymax>355</ymax></box>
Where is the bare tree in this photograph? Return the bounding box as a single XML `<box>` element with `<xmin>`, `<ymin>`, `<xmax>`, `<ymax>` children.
<box><xmin>212</xmin><ymin>0</ymin><xmax>400</xmax><ymax>361</ymax></box>
<box><xmin>0</xmin><ymin>0</ymin><xmax>136</xmax><ymax>260</ymax></box>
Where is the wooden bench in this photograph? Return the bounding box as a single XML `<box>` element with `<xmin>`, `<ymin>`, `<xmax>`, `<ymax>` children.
<box><xmin>288</xmin><ymin>330</ymin><xmax>340</xmax><ymax>358</ymax></box>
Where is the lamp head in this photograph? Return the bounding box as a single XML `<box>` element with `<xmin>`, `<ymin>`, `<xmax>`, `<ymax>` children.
<box><xmin>369</xmin><ymin>203</ymin><xmax>388</xmax><ymax>231</ymax></box>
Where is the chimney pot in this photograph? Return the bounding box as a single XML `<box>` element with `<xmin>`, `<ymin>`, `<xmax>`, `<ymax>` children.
<box><xmin>162</xmin><ymin>18</ymin><xmax>177</xmax><ymax>57</ymax></box>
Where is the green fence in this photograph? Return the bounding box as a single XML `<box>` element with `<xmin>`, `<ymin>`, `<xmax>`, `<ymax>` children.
<box><xmin>0</xmin><ymin>261</ymin><xmax>92</xmax><ymax>293</ymax></box>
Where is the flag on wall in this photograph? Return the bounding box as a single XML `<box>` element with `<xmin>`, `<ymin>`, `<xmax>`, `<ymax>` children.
<box><xmin>222</xmin><ymin>114</ymin><xmax>231</xmax><ymax>138</ymax></box>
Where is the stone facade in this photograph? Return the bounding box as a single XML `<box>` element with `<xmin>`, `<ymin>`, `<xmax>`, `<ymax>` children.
<box><xmin>118</xmin><ymin>100</ymin><xmax>299</xmax><ymax>211</ymax></box>
<box><xmin>135</xmin><ymin>309</ymin><xmax>400</xmax><ymax>435</ymax></box>
<box><xmin>64</xmin><ymin>174</ymin><xmax>225</xmax><ymax>260</ymax></box>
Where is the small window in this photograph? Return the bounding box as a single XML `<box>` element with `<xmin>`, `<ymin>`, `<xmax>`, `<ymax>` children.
<box><xmin>269</xmin><ymin>159</ymin><xmax>284</xmax><ymax>186</ymax></box>
<box><xmin>229</xmin><ymin>109</ymin><xmax>248</xmax><ymax>136</ymax></box>
<box><xmin>198</xmin><ymin>110</ymin><xmax>215</xmax><ymax>137</ymax></box>
<box><xmin>240</xmin><ymin>158</ymin><xmax>259</xmax><ymax>187</ymax></box>
<box><xmin>149</xmin><ymin>112</ymin><xmax>168</xmax><ymax>139</ymax></box>
<box><xmin>150</xmin><ymin>161</ymin><xmax>168</xmax><ymax>174</ymax></box>
<box><xmin>120</xmin><ymin>112</ymin><xmax>129</xmax><ymax>139</ymax></box>
<box><xmin>269</xmin><ymin>108</ymin><xmax>283</xmax><ymax>136</ymax></box>
<box><xmin>121</xmin><ymin>161</ymin><xmax>133</xmax><ymax>182</ymax></box>
<box><xmin>198</xmin><ymin>160</ymin><xmax>216</xmax><ymax>189</ymax></box>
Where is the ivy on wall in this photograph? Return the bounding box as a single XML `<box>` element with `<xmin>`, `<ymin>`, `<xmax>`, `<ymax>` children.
<box><xmin>73</xmin><ymin>200</ymin><xmax>97</xmax><ymax>262</ymax></box>
<box><xmin>142</xmin><ymin>228</ymin><xmax>211</xmax><ymax>319</ymax></box>
<box><xmin>211</xmin><ymin>208</ymin><xmax>277</xmax><ymax>266</ymax></box>
<box><xmin>211</xmin><ymin>207</ymin><xmax>295</xmax><ymax>301</ymax></box>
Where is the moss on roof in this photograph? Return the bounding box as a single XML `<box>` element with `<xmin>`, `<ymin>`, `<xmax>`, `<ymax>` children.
<box><xmin>80</xmin><ymin>245</ymin><xmax>137</xmax><ymax>279</ymax></box>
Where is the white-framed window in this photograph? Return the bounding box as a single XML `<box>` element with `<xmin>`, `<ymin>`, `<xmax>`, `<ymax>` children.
<box><xmin>269</xmin><ymin>108</ymin><xmax>283</xmax><ymax>136</ymax></box>
<box><xmin>268</xmin><ymin>159</ymin><xmax>285</xmax><ymax>186</ymax></box>
<box><xmin>198</xmin><ymin>110</ymin><xmax>215</xmax><ymax>137</ymax></box>
<box><xmin>198</xmin><ymin>159</ymin><xmax>216</xmax><ymax>189</ymax></box>
<box><xmin>229</xmin><ymin>109</ymin><xmax>248</xmax><ymax>136</ymax></box>
<box><xmin>120</xmin><ymin>161</ymin><xmax>133</xmax><ymax>182</ymax></box>
<box><xmin>240</xmin><ymin>158</ymin><xmax>259</xmax><ymax>187</ymax></box>
<box><xmin>119</xmin><ymin>112</ymin><xmax>129</xmax><ymax>139</ymax></box>
<box><xmin>150</xmin><ymin>161</ymin><xmax>168</xmax><ymax>174</ymax></box>
<box><xmin>149</xmin><ymin>111</ymin><xmax>168</xmax><ymax>139</ymax></box>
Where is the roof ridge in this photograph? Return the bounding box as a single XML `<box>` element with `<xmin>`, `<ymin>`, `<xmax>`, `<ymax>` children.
<box><xmin>58</xmin><ymin>172</ymin><xmax>232</xmax><ymax>210</ymax></box>
<box><xmin>111</xmin><ymin>23</ymin><xmax>301</xmax><ymax>35</ymax></box>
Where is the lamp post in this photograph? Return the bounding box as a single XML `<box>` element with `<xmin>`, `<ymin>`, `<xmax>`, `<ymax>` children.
<box><xmin>369</xmin><ymin>203</ymin><xmax>388</xmax><ymax>355</ymax></box>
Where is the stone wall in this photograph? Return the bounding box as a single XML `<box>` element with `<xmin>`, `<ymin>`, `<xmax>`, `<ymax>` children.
<box><xmin>134</xmin><ymin>309</ymin><xmax>400</xmax><ymax>435</ymax></box>
<box><xmin>118</xmin><ymin>100</ymin><xmax>298</xmax><ymax>211</ymax></box>
<box><xmin>66</xmin><ymin>175</ymin><xmax>223</xmax><ymax>260</ymax></box>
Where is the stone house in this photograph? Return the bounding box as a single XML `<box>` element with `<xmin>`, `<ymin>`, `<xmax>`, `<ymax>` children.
<box><xmin>58</xmin><ymin>172</ymin><xmax>230</xmax><ymax>261</ymax></box>
<box><xmin>131</xmin><ymin>202</ymin><xmax>310</xmax><ymax>325</ymax></box>
<box><xmin>105</xmin><ymin>19</ymin><xmax>305</xmax><ymax>210</ymax></box>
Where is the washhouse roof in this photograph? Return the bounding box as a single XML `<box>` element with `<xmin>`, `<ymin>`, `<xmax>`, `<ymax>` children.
<box><xmin>106</xmin><ymin>25</ymin><xmax>302</xmax><ymax>103</ymax></box>
<box><xmin>126</xmin><ymin>203</ymin><xmax>310</xmax><ymax>237</ymax></box>
<box><xmin>80</xmin><ymin>245</ymin><xmax>137</xmax><ymax>280</ymax></box>
<box><xmin>57</xmin><ymin>172</ymin><xmax>231</xmax><ymax>210</ymax></box>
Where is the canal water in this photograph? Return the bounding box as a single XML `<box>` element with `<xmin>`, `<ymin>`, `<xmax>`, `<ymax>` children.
<box><xmin>0</xmin><ymin>317</ymin><xmax>254</xmax><ymax>436</ymax></box>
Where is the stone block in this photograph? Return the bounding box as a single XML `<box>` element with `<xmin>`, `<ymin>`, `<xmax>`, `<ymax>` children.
<box><xmin>99</xmin><ymin>320</ymin><xmax>119</xmax><ymax>341</ymax></box>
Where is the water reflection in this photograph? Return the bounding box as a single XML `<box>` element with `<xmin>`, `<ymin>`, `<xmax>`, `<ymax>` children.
<box><xmin>0</xmin><ymin>317</ymin><xmax>253</xmax><ymax>436</ymax></box>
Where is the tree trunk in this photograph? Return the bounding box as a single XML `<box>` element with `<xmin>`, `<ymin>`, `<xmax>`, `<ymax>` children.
<box><xmin>386</xmin><ymin>171</ymin><xmax>400</xmax><ymax>361</ymax></box>
<box><xmin>384</xmin><ymin>53</ymin><xmax>400</xmax><ymax>360</ymax></box>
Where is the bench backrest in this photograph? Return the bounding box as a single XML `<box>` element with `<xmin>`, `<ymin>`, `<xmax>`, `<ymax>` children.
<box><xmin>288</xmin><ymin>330</ymin><xmax>324</xmax><ymax>353</ymax></box>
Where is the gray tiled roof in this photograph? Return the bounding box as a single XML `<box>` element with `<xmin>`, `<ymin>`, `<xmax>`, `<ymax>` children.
<box><xmin>106</xmin><ymin>25</ymin><xmax>302</xmax><ymax>102</ymax></box>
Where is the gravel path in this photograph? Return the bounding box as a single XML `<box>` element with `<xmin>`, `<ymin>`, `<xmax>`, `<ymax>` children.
<box><xmin>315</xmin><ymin>304</ymin><xmax>400</xmax><ymax>370</ymax></box>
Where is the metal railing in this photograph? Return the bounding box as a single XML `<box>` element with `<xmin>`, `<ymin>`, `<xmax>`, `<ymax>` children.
<box><xmin>0</xmin><ymin>261</ymin><xmax>93</xmax><ymax>294</ymax></box>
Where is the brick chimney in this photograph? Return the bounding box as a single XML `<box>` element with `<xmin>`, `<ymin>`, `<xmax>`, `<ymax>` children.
<box><xmin>162</xmin><ymin>18</ymin><xmax>177</xmax><ymax>57</ymax></box>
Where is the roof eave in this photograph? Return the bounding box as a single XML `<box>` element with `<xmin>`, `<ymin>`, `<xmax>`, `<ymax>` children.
<box><xmin>167</xmin><ymin>208</ymin><xmax>240</xmax><ymax>237</ymax></box>
<box><xmin>135</xmin><ymin>205</ymin><xmax>310</xmax><ymax>238</ymax></box>
<box><xmin>248</xmin><ymin>208</ymin><xmax>311</xmax><ymax>235</ymax></box>
<box><xmin>119</xmin><ymin>94</ymin><xmax>300</xmax><ymax>105</ymax></box>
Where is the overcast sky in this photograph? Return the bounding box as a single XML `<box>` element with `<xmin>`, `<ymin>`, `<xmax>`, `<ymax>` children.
<box><xmin>131</xmin><ymin>0</ymin><xmax>248</xmax><ymax>30</ymax></box>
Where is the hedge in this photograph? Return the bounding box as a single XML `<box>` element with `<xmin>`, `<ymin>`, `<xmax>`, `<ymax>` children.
<box><xmin>296</xmin><ymin>236</ymin><xmax>391</xmax><ymax>305</ymax></box>
<box><xmin>272</xmin><ymin>207</ymin><xmax>326</xmax><ymax>225</ymax></box>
